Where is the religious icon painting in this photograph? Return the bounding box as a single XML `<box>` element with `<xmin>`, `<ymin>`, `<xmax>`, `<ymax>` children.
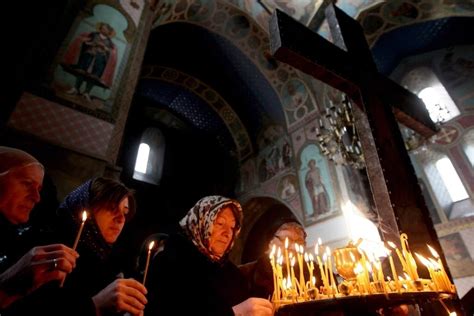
<box><xmin>237</xmin><ymin>159</ymin><xmax>258</xmax><ymax>194</ymax></box>
<box><xmin>297</xmin><ymin>143</ymin><xmax>340</xmax><ymax>224</ymax></box>
<box><xmin>257</xmin><ymin>135</ymin><xmax>293</xmax><ymax>183</ymax></box>
<box><xmin>439</xmin><ymin>233</ymin><xmax>474</xmax><ymax>278</ymax></box>
<box><xmin>51</xmin><ymin>4</ymin><xmax>130</xmax><ymax>120</ymax></box>
<box><xmin>278</xmin><ymin>174</ymin><xmax>298</xmax><ymax>201</ymax></box>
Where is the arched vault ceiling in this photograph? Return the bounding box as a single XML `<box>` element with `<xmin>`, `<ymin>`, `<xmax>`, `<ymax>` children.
<box><xmin>146</xmin><ymin>21</ymin><xmax>284</xmax><ymax>146</ymax></box>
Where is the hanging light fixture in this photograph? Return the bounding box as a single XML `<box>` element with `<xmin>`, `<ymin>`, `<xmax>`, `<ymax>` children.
<box><xmin>316</xmin><ymin>94</ymin><xmax>365</xmax><ymax>169</ymax></box>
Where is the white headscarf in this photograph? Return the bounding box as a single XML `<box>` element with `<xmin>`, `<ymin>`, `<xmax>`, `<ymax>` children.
<box><xmin>0</xmin><ymin>147</ymin><xmax>44</xmax><ymax>177</ymax></box>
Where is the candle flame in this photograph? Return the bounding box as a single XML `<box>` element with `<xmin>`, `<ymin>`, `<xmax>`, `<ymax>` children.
<box><xmin>415</xmin><ymin>253</ymin><xmax>432</xmax><ymax>268</ymax></box>
<box><xmin>312</xmin><ymin>276</ymin><xmax>316</xmax><ymax>285</ymax></box>
<box><xmin>81</xmin><ymin>210</ymin><xmax>88</xmax><ymax>222</ymax></box>
<box><xmin>315</xmin><ymin>244</ymin><xmax>319</xmax><ymax>255</ymax></box>
<box><xmin>318</xmin><ymin>238</ymin><xmax>322</xmax><ymax>245</ymax></box>
<box><xmin>354</xmin><ymin>263</ymin><xmax>363</xmax><ymax>274</ymax></box>
<box><xmin>387</xmin><ymin>241</ymin><xmax>396</xmax><ymax>249</ymax></box>
<box><xmin>304</xmin><ymin>253</ymin><xmax>308</xmax><ymax>262</ymax></box>
<box><xmin>291</xmin><ymin>257</ymin><xmax>296</xmax><ymax>266</ymax></box>
<box><xmin>277</xmin><ymin>247</ymin><xmax>282</xmax><ymax>258</ymax></box>
<box><xmin>148</xmin><ymin>240</ymin><xmax>155</xmax><ymax>250</ymax></box>
<box><xmin>325</xmin><ymin>246</ymin><xmax>330</xmax><ymax>256</ymax></box>
<box><xmin>427</xmin><ymin>244</ymin><xmax>440</xmax><ymax>258</ymax></box>
<box><xmin>294</xmin><ymin>243</ymin><xmax>299</xmax><ymax>252</ymax></box>
<box><xmin>285</xmin><ymin>237</ymin><xmax>289</xmax><ymax>249</ymax></box>
<box><xmin>309</xmin><ymin>253</ymin><xmax>314</xmax><ymax>261</ymax></box>
<box><xmin>449</xmin><ymin>313</ymin><xmax>457</xmax><ymax>316</ymax></box>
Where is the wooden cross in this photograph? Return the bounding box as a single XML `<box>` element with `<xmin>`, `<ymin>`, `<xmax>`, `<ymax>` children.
<box><xmin>270</xmin><ymin>4</ymin><xmax>446</xmax><ymax>266</ymax></box>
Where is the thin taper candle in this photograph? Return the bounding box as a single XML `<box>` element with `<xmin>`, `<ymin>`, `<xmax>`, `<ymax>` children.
<box><xmin>143</xmin><ymin>240</ymin><xmax>155</xmax><ymax>285</ymax></box>
<box><xmin>73</xmin><ymin>211</ymin><xmax>88</xmax><ymax>250</ymax></box>
<box><xmin>61</xmin><ymin>210</ymin><xmax>87</xmax><ymax>287</ymax></box>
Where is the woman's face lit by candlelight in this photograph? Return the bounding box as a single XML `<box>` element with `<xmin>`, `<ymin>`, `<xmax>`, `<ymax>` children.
<box><xmin>94</xmin><ymin>196</ymin><xmax>129</xmax><ymax>244</ymax></box>
<box><xmin>209</xmin><ymin>206</ymin><xmax>236</xmax><ymax>257</ymax></box>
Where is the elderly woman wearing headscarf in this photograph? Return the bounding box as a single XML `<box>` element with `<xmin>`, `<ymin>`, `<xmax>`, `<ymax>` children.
<box><xmin>0</xmin><ymin>146</ymin><xmax>78</xmax><ymax>310</ymax></box>
<box><xmin>146</xmin><ymin>195</ymin><xmax>274</xmax><ymax>316</ymax></box>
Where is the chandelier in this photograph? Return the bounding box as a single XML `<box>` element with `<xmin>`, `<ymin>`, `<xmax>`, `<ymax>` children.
<box><xmin>316</xmin><ymin>94</ymin><xmax>365</xmax><ymax>169</ymax></box>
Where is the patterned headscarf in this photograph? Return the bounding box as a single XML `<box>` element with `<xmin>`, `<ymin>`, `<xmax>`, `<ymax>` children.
<box><xmin>179</xmin><ymin>195</ymin><xmax>243</xmax><ymax>262</ymax></box>
<box><xmin>0</xmin><ymin>146</ymin><xmax>44</xmax><ymax>177</ymax></box>
<box><xmin>58</xmin><ymin>179</ymin><xmax>112</xmax><ymax>262</ymax></box>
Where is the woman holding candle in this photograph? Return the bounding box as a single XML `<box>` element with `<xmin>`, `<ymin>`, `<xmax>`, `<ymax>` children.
<box><xmin>54</xmin><ymin>177</ymin><xmax>147</xmax><ymax>316</ymax></box>
<box><xmin>146</xmin><ymin>195</ymin><xmax>273</xmax><ymax>316</ymax></box>
<box><xmin>0</xmin><ymin>146</ymin><xmax>79</xmax><ymax>314</ymax></box>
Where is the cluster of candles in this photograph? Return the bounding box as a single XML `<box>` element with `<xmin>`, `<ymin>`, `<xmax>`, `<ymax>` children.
<box><xmin>269</xmin><ymin>233</ymin><xmax>456</xmax><ymax>311</ymax></box>
<box><xmin>65</xmin><ymin>210</ymin><xmax>156</xmax><ymax>286</ymax></box>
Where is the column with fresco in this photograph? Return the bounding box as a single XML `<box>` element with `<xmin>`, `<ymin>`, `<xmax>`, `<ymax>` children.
<box><xmin>8</xmin><ymin>0</ymin><xmax>159</xmax><ymax>164</ymax></box>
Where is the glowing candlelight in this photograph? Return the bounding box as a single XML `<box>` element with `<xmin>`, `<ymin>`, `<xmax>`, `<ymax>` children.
<box><xmin>428</xmin><ymin>245</ymin><xmax>452</xmax><ymax>291</ymax></box>
<box><xmin>400</xmin><ymin>234</ymin><xmax>419</xmax><ymax>280</ymax></box>
<box><xmin>285</xmin><ymin>237</ymin><xmax>291</xmax><ymax>280</ymax></box>
<box><xmin>143</xmin><ymin>240</ymin><xmax>155</xmax><ymax>285</ymax></box>
<box><xmin>386</xmin><ymin>248</ymin><xmax>401</xmax><ymax>292</ymax></box>
<box><xmin>388</xmin><ymin>241</ymin><xmax>409</xmax><ymax>278</ymax></box>
<box><xmin>326</xmin><ymin>246</ymin><xmax>337</xmax><ymax>295</ymax></box>
<box><xmin>61</xmin><ymin>210</ymin><xmax>88</xmax><ymax>287</ymax></box>
<box><xmin>73</xmin><ymin>210</ymin><xmax>88</xmax><ymax>250</ymax></box>
<box><xmin>296</xmin><ymin>244</ymin><xmax>305</xmax><ymax>294</ymax></box>
<box><xmin>269</xmin><ymin>245</ymin><xmax>277</xmax><ymax>301</ymax></box>
<box><xmin>305</xmin><ymin>253</ymin><xmax>314</xmax><ymax>289</ymax></box>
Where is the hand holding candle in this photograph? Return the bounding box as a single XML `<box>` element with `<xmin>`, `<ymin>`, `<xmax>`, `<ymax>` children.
<box><xmin>61</xmin><ymin>210</ymin><xmax>88</xmax><ymax>287</ymax></box>
<box><xmin>143</xmin><ymin>240</ymin><xmax>155</xmax><ymax>285</ymax></box>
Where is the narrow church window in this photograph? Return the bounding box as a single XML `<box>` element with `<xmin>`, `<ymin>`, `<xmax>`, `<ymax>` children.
<box><xmin>400</xmin><ymin>67</ymin><xmax>460</xmax><ymax>124</ymax></box>
<box><xmin>133</xmin><ymin>128</ymin><xmax>165</xmax><ymax>185</ymax></box>
<box><xmin>462</xmin><ymin>129</ymin><xmax>474</xmax><ymax>168</ymax></box>
<box><xmin>135</xmin><ymin>143</ymin><xmax>150</xmax><ymax>173</ymax></box>
<box><xmin>435</xmin><ymin>157</ymin><xmax>468</xmax><ymax>203</ymax></box>
<box><xmin>418</xmin><ymin>86</ymin><xmax>459</xmax><ymax>124</ymax></box>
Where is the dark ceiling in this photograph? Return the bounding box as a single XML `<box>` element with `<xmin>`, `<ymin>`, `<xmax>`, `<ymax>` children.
<box><xmin>372</xmin><ymin>16</ymin><xmax>474</xmax><ymax>75</ymax></box>
<box><xmin>139</xmin><ymin>22</ymin><xmax>285</xmax><ymax>147</ymax></box>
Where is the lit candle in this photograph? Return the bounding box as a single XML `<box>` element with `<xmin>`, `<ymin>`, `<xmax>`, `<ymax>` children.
<box><xmin>269</xmin><ymin>245</ymin><xmax>278</xmax><ymax>301</ymax></box>
<box><xmin>305</xmin><ymin>253</ymin><xmax>314</xmax><ymax>289</ymax></box>
<box><xmin>326</xmin><ymin>246</ymin><xmax>338</xmax><ymax>295</ymax></box>
<box><xmin>428</xmin><ymin>245</ymin><xmax>452</xmax><ymax>291</ymax></box>
<box><xmin>415</xmin><ymin>253</ymin><xmax>438</xmax><ymax>291</ymax></box>
<box><xmin>284</xmin><ymin>237</ymin><xmax>291</xmax><ymax>281</ymax></box>
<box><xmin>73</xmin><ymin>210</ymin><xmax>88</xmax><ymax>250</ymax></box>
<box><xmin>296</xmin><ymin>244</ymin><xmax>305</xmax><ymax>294</ymax></box>
<box><xmin>388</xmin><ymin>241</ymin><xmax>409</xmax><ymax>278</ymax></box>
<box><xmin>400</xmin><ymin>234</ymin><xmax>419</xmax><ymax>280</ymax></box>
<box><xmin>143</xmin><ymin>240</ymin><xmax>155</xmax><ymax>285</ymax></box>
<box><xmin>61</xmin><ymin>210</ymin><xmax>88</xmax><ymax>287</ymax></box>
<box><xmin>387</xmin><ymin>248</ymin><xmax>401</xmax><ymax>292</ymax></box>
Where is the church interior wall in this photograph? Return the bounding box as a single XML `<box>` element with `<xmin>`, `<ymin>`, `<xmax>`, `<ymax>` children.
<box><xmin>390</xmin><ymin>44</ymin><xmax>474</xmax><ymax>297</ymax></box>
<box><xmin>1</xmin><ymin>0</ymin><xmax>473</xmax><ymax>303</ymax></box>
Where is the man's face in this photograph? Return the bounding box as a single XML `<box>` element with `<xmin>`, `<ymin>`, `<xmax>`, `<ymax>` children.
<box><xmin>0</xmin><ymin>165</ymin><xmax>44</xmax><ymax>224</ymax></box>
<box><xmin>269</xmin><ymin>226</ymin><xmax>306</xmax><ymax>256</ymax></box>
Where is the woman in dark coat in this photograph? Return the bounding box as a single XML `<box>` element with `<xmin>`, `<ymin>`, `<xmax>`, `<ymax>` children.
<box><xmin>146</xmin><ymin>195</ymin><xmax>273</xmax><ymax>316</ymax></box>
<box><xmin>55</xmin><ymin>177</ymin><xmax>147</xmax><ymax>316</ymax></box>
